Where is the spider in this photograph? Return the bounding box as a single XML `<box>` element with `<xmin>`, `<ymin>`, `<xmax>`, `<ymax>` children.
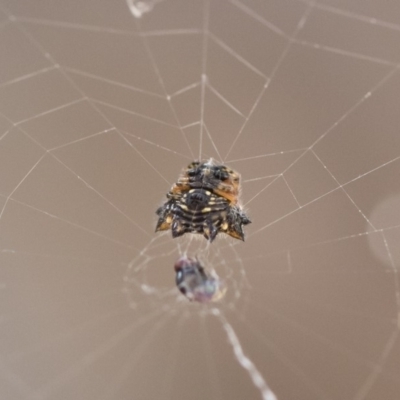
<box><xmin>174</xmin><ymin>256</ymin><xmax>226</xmax><ymax>302</ymax></box>
<box><xmin>155</xmin><ymin>160</ymin><xmax>251</xmax><ymax>242</ymax></box>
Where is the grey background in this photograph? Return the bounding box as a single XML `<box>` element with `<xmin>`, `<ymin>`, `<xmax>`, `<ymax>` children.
<box><xmin>0</xmin><ymin>1</ymin><xmax>400</xmax><ymax>399</ymax></box>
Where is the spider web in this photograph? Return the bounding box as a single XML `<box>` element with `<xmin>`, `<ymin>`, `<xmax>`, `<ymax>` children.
<box><xmin>0</xmin><ymin>0</ymin><xmax>400</xmax><ymax>399</ymax></box>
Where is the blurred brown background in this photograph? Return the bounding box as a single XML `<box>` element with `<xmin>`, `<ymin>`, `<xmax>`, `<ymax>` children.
<box><xmin>0</xmin><ymin>1</ymin><xmax>400</xmax><ymax>399</ymax></box>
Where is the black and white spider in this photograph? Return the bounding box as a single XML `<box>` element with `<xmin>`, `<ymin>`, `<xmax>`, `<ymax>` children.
<box><xmin>155</xmin><ymin>160</ymin><xmax>250</xmax><ymax>242</ymax></box>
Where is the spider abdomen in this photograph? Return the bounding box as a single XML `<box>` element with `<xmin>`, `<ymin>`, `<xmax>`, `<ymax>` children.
<box><xmin>155</xmin><ymin>160</ymin><xmax>251</xmax><ymax>242</ymax></box>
